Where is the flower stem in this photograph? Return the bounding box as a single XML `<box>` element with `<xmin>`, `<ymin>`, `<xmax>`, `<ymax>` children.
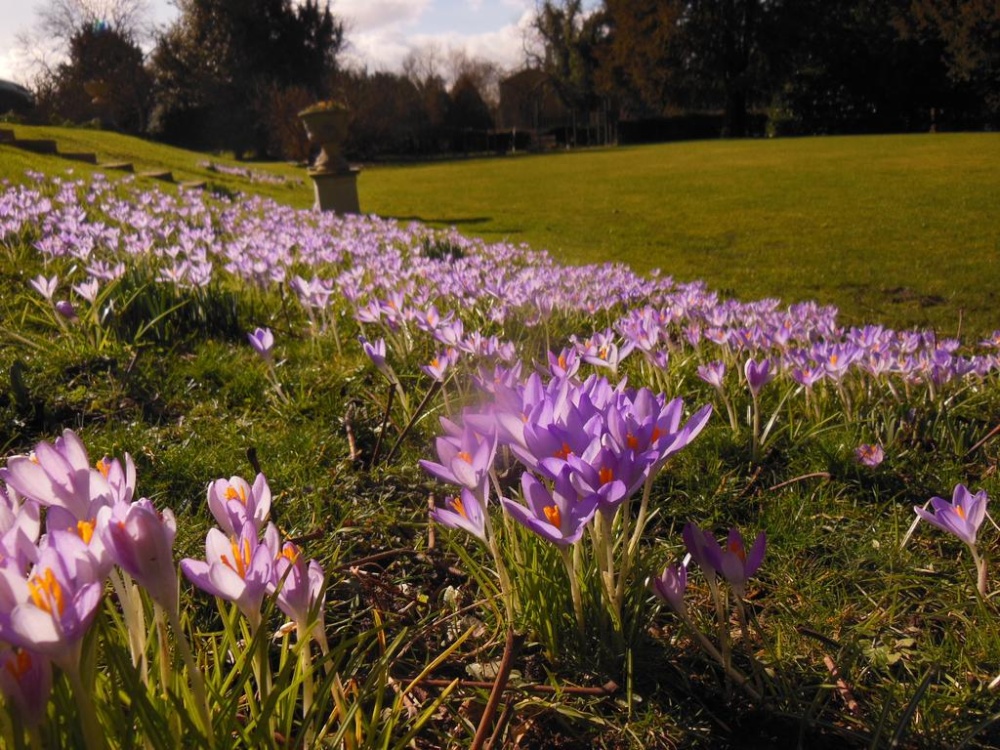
<box><xmin>677</xmin><ymin>611</ymin><xmax>761</xmax><ymax>702</ymax></box>
<box><xmin>66</xmin><ymin>665</ymin><xmax>105</xmax><ymax>750</ymax></box>
<box><xmin>970</xmin><ymin>546</ymin><xmax>989</xmax><ymax>597</ymax></box>
<box><xmin>560</xmin><ymin>546</ymin><xmax>585</xmax><ymax>634</ymax></box>
<box><xmin>166</xmin><ymin>605</ymin><xmax>215</xmax><ymax>744</ymax></box>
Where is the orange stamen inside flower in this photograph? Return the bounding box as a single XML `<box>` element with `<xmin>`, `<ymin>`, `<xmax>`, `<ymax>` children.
<box><xmin>956</xmin><ymin>505</ymin><xmax>966</xmax><ymax>520</ymax></box>
<box><xmin>457</xmin><ymin>451</ymin><xmax>473</xmax><ymax>464</ymax></box>
<box><xmin>96</xmin><ymin>458</ymin><xmax>111</xmax><ymax>478</ymax></box>
<box><xmin>543</xmin><ymin>505</ymin><xmax>561</xmax><ymax>528</ymax></box>
<box><xmin>728</xmin><ymin>539</ymin><xmax>747</xmax><ymax>562</ymax></box>
<box><xmin>29</xmin><ymin>568</ymin><xmax>65</xmax><ymax>616</ymax></box>
<box><xmin>651</xmin><ymin>427</ymin><xmax>664</xmax><ymax>442</ymax></box>
<box><xmin>554</xmin><ymin>443</ymin><xmax>572</xmax><ymax>460</ymax></box>
<box><xmin>829</xmin><ymin>354</ymin><xmax>839</xmax><ymax>366</ymax></box>
<box><xmin>599</xmin><ymin>467</ymin><xmax>614</xmax><ymax>485</ymax></box>
<box><xmin>450</xmin><ymin>496</ymin><xmax>468</xmax><ymax>518</ymax></box>
<box><xmin>281</xmin><ymin>544</ymin><xmax>300</xmax><ymax>563</ymax></box>
<box><xmin>557</xmin><ymin>354</ymin><xmax>567</xmax><ymax>369</ymax></box>
<box><xmin>225</xmin><ymin>484</ymin><xmax>248</xmax><ymax>505</ymax></box>
<box><xmin>430</xmin><ymin>358</ymin><xmax>440</xmax><ymax>369</ymax></box>
<box><xmin>598</xmin><ymin>346</ymin><xmax>609</xmax><ymax>360</ymax></box>
<box><xmin>221</xmin><ymin>537</ymin><xmax>252</xmax><ymax>578</ymax></box>
<box><xmin>76</xmin><ymin>519</ymin><xmax>95</xmax><ymax>545</ymax></box>
<box><xmin>626</xmin><ymin>434</ymin><xmax>639</xmax><ymax>450</ymax></box>
<box><xmin>5</xmin><ymin>649</ymin><xmax>32</xmax><ymax>680</ymax></box>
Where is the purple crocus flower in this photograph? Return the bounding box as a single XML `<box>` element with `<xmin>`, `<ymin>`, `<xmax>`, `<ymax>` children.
<box><xmin>650</xmin><ymin>561</ymin><xmax>687</xmax><ymax>616</ymax></box>
<box><xmin>419</xmin><ymin>426</ymin><xmax>496</xmax><ymax>497</ymax></box>
<box><xmin>55</xmin><ymin>300</ymin><xmax>78</xmax><ymax>322</ymax></box>
<box><xmin>95</xmin><ymin>453</ymin><xmax>137</xmax><ymax>506</ymax></box>
<box><xmin>271</xmin><ymin>542</ymin><xmax>325</xmax><ymax>638</ymax></box>
<box><xmin>97</xmin><ymin>498</ymin><xmax>179</xmax><ymax>614</ymax></box>
<box><xmin>697</xmin><ymin>361</ymin><xmax>726</xmax><ymax>389</ymax></box>
<box><xmin>180</xmin><ymin>521</ymin><xmax>277</xmax><ymax>626</ymax></box>
<box><xmin>855</xmin><ymin>443</ymin><xmax>884</xmax><ymax>467</ymax></box>
<box><xmin>561</xmin><ymin>440</ymin><xmax>631</xmax><ymax>514</ymax></box>
<box><xmin>914</xmin><ymin>484</ymin><xmax>987</xmax><ymax>548</ymax></box>
<box><xmin>206</xmin><ymin>473</ymin><xmax>271</xmax><ymax>535</ymax></box>
<box><xmin>705</xmin><ymin>527</ymin><xmax>767</xmax><ymax>598</ymax></box>
<box><xmin>3</xmin><ymin>430</ymin><xmax>111</xmax><ymax>521</ymax></box>
<box><xmin>247</xmin><ymin>327</ymin><xmax>274</xmax><ymax>359</ymax></box>
<box><xmin>501</xmin><ymin>469</ymin><xmax>598</xmax><ymax>547</ymax></box>
<box><xmin>744</xmin><ymin>358</ymin><xmax>774</xmax><ymax>398</ymax></box>
<box><xmin>0</xmin><ymin>534</ymin><xmax>103</xmax><ymax>673</ymax></box>
<box><xmin>0</xmin><ymin>482</ymin><xmax>40</xmax><ymax>552</ymax></box>
<box><xmin>682</xmin><ymin>521</ymin><xmax>719</xmax><ymax>580</ymax></box>
<box><xmin>429</xmin><ymin>487</ymin><xmax>488</xmax><ymax>543</ymax></box>
<box><xmin>29</xmin><ymin>274</ymin><xmax>58</xmax><ymax>301</ymax></box>
<box><xmin>421</xmin><ymin>350</ymin><xmax>455</xmax><ymax>382</ymax></box>
<box><xmin>0</xmin><ymin>647</ymin><xmax>52</xmax><ymax>728</ymax></box>
<box><xmin>547</xmin><ymin>348</ymin><xmax>580</xmax><ymax>379</ymax></box>
<box><xmin>360</xmin><ymin>336</ymin><xmax>392</xmax><ymax>378</ymax></box>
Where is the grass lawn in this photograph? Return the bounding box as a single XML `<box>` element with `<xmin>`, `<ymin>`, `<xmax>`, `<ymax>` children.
<box><xmin>362</xmin><ymin>134</ymin><xmax>1000</xmax><ymax>338</ymax></box>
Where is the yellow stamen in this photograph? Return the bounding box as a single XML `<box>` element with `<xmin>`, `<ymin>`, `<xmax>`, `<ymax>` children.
<box><xmin>281</xmin><ymin>544</ymin><xmax>300</xmax><ymax>563</ymax></box>
<box><xmin>543</xmin><ymin>505</ymin><xmax>561</xmax><ymax>528</ymax></box>
<box><xmin>28</xmin><ymin>568</ymin><xmax>65</xmax><ymax>616</ymax></box>
<box><xmin>225</xmin><ymin>484</ymin><xmax>248</xmax><ymax>505</ymax></box>
<box><xmin>221</xmin><ymin>537</ymin><xmax>252</xmax><ymax>578</ymax></box>
<box><xmin>957</xmin><ymin>505</ymin><xmax>966</xmax><ymax>520</ymax></box>
<box><xmin>450</xmin><ymin>496</ymin><xmax>468</xmax><ymax>519</ymax></box>
<box><xmin>830</xmin><ymin>354</ymin><xmax>839</xmax><ymax>366</ymax></box>
<box><xmin>76</xmin><ymin>519</ymin><xmax>95</xmax><ymax>545</ymax></box>
<box><xmin>557</xmin><ymin>354</ymin><xmax>567</xmax><ymax>369</ymax></box>
<box><xmin>96</xmin><ymin>458</ymin><xmax>111</xmax><ymax>478</ymax></box>
<box><xmin>457</xmin><ymin>451</ymin><xmax>473</xmax><ymax>464</ymax></box>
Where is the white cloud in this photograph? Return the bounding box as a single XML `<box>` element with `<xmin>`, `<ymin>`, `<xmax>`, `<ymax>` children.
<box><xmin>343</xmin><ymin>6</ymin><xmax>536</xmax><ymax>75</ymax></box>
<box><xmin>336</xmin><ymin>0</ymin><xmax>430</xmax><ymax>33</ymax></box>
<box><xmin>411</xmin><ymin>9</ymin><xmax>534</xmax><ymax>71</ymax></box>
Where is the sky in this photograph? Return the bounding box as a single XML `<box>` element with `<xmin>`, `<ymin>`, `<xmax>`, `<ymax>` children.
<box><xmin>0</xmin><ymin>0</ymin><xmax>539</xmax><ymax>84</ymax></box>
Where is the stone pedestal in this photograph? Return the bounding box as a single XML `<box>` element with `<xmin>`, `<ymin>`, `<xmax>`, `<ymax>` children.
<box><xmin>308</xmin><ymin>168</ymin><xmax>361</xmax><ymax>214</ymax></box>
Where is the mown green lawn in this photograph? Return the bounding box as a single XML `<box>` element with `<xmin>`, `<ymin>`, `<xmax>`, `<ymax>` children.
<box><xmin>362</xmin><ymin>134</ymin><xmax>1000</xmax><ymax>337</ymax></box>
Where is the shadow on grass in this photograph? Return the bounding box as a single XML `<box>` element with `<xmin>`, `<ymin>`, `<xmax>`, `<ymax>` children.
<box><xmin>387</xmin><ymin>215</ymin><xmax>492</xmax><ymax>226</ymax></box>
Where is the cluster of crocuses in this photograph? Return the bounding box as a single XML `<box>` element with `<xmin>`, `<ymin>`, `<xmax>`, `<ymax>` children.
<box><xmin>420</xmin><ymin>365</ymin><xmax>712</xmax><ymax>632</ymax></box>
<box><xmin>0</xmin><ymin>429</ymin><xmax>325</xmax><ymax>743</ymax></box>
<box><xmin>9</xmin><ymin>172</ymin><xmax>999</xmax><ymax>405</ymax></box>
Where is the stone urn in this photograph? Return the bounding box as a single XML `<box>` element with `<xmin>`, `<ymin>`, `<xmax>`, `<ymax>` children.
<box><xmin>298</xmin><ymin>102</ymin><xmax>360</xmax><ymax>213</ymax></box>
<box><xmin>298</xmin><ymin>103</ymin><xmax>350</xmax><ymax>174</ymax></box>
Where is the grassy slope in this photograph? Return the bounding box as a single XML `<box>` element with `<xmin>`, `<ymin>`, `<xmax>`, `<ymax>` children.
<box><xmin>362</xmin><ymin>134</ymin><xmax>1000</xmax><ymax>337</ymax></box>
<box><xmin>0</xmin><ymin>124</ymin><xmax>314</xmax><ymax>207</ymax></box>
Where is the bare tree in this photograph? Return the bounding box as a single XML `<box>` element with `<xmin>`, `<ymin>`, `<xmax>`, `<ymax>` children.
<box><xmin>38</xmin><ymin>0</ymin><xmax>151</xmax><ymax>43</ymax></box>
